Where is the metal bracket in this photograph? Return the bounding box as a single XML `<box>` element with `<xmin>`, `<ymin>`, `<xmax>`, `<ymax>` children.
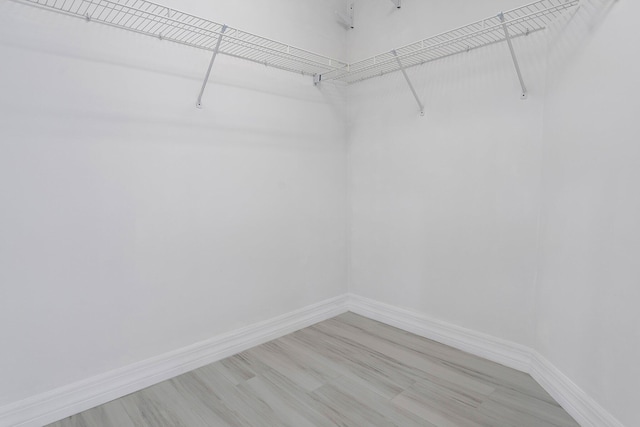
<box><xmin>390</xmin><ymin>0</ymin><xmax>402</xmax><ymax>9</ymax></box>
<box><xmin>392</xmin><ymin>50</ymin><xmax>425</xmax><ymax>117</ymax></box>
<box><xmin>313</xmin><ymin>74</ymin><xmax>322</xmax><ymax>86</ymax></box>
<box><xmin>196</xmin><ymin>24</ymin><xmax>228</xmax><ymax>109</ymax></box>
<box><xmin>498</xmin><ymin>13</ymin><xmax>527</xmax><ymax>100</ymax></box>
<box><xmin>336</xmin><ymin>2</ymin><xmax>354</xmax><ymax>29</ymax></box>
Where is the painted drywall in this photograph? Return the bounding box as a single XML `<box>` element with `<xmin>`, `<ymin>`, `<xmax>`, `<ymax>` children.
<box><xmin>536</xmin><ymin>1</ymin><xmax>640</xmax><ymax>426</ymax></box>
<box><xmin>347</xmin><ymin>0</ymin><xmax>546</xmax><ymax>347</ymax></box>
<box><xmin>347</xmin><ymin>0</ymin><xmax>636</xmax><ymax>424</ymax></box>
<box><xmin>0</xmin><ymin>0</ymin><xmax>348</xmax><ymax>406</ymax></box>
<box><xmin>1</xmin><ymin>0</ymin><xmax>637</xmax><ymax>425</ymax></box>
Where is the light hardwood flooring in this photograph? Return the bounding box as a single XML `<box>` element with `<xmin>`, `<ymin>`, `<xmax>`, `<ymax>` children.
<box><xmin>48</xmin><ymin>313</ymin><xmax>579</xmax><ymax>427</ymax></box>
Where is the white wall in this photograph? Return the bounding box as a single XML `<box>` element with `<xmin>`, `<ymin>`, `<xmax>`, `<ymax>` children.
<box><xmin>348</xmin><ymin>0</ymin><xmax>637</xmax><ymax>425</ymax></box>
<box><xmin>536</xmin><ymin>1</ymin><xmax>640</xmax><ymax>426</ymax></box>
<box><xmin>0</xmin><ymin>0</ymin><xmax>348</xmax><ymax>406</ymax></box>
<box><xmin>2</xmin><ymin>0</ymin><xmax>637</xmax><ymax>425</ymax></box>
<box><xmin>347</xmin><ymin>0</ymin><xmax>545</xmax><ymax>346</ymax></box>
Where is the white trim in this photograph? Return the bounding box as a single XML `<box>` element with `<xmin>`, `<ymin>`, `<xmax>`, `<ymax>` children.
<box><xmin>0</xmin><ymin>295</ymin><xmax>349</xmax><ymax>427</ymax></box>
<box><xmin>530</xmin><ymin>352</ymin><xmax>626</xmax><ymax>427</ymax></box>
<box><xmin>1</xmin><ymin>294</ymin><xmax>626</xmax><ymax>427</ymax></box>
<box><xmin>347</xmin><ymin>294</ymin><xmax>532</xmax><ymax>372</ymax></box>
<box><xmin>347</xmin><ymin>294</ymin><xmax>626</xmax><ymax>427</ymax></box>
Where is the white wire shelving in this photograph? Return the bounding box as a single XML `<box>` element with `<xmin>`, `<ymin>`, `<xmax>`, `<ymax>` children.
<box><xmin>15</xmin><ymin>0</ymin><xmax>348</xmax><ymax>77</ymax></box>
<box><xmin>13</xmin><ymin>0</ymin><xmax>580</xmax><ymax>110</ymax></box>
<box><xmin>319</xmin><ymin>0</ymin><xmax>580</xmax><ymax>84</ymax></box>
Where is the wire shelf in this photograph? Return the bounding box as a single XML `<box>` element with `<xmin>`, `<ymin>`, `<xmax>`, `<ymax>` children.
<box><xmin>16</xmin><ymin>0</ymin><xmax>348</xmax><ymax>76</ymax></box>
<box><xmin>320</xmin><ymin>0</ymin><xmax>580</xmax><ymax>84</ymax></box>
<box><xmin>13</xmin><ymin>0</ymin><xmax>579</xmax><ymax>85</ymax></box>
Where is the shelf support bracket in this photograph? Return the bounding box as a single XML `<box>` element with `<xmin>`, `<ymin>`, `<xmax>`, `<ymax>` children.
<box><xmin>498</xmin><ymin>13</ymin><xmax>527</xmax><ymax>100</ymax></box>
<box><xmin>196</xmin><ymin>24</ymin><xmax>228</xmax><ymax>109</ymax></box>
<box><xmin>392</xmin><ymin>50</ymin><xmax>425</xmax><ymax>116</ymax></box>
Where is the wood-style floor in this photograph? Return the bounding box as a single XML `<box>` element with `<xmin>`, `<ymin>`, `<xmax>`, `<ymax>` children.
<box><xmin>49</xmin><ymin>313</ymin><xmax>579</xmax><ymax>427</ymax></box>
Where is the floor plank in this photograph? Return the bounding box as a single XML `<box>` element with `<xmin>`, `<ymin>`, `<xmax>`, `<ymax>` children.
<box><xmin>48</xmin><ymin>313</ymin><xmax>579</xmax><ymax>427</ymax></box>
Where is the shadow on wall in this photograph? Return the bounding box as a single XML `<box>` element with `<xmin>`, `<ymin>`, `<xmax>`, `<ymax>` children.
<box><xmin>546</xmin><ymin>0</ymin><xmax>619</xmax><ymax>89</ymax></box>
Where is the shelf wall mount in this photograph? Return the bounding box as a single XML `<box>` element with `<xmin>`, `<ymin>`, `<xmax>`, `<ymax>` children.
<box><xmin>392</xmin><ymin>50</ymin><xmax>425</xmax><ymax>117</ymax></box>
<box><xmin>196</xmin><ymin>24</ymin><xmax>227</xmax><ymax>109</ymax></box>
<box><xmin>498</xmin><ymin>12</ymin><xmax>528</xmax><ymax>100</ymax></box>
<box><xmin>336</xmin><ymin>2</ymin><xmax>355</xmax><ymax>30</ymax></box>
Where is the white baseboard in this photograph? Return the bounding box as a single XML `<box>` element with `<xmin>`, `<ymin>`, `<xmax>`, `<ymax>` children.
<box><xmin>530</xmin><ymin>352</ymin><xmax>625</xmax><ymax>427</ymax></box>
<box><xmin>347</xmin><ymin>294</ymin><xmax>532</xmax><ymax>372</ymax></box>
<box><xmin>1</xmin><ymin>293</ymin><xmax>625</xmax><ymax>427</ymax></box>
<box><xmin>347</xmin><ymin>294</ymin><xmax>626</xmax><ymax>427</ymax></box>
<box><xmin>0</xmin><ymin>295</ymin><xmax>349</xmax><ymax>427</ymax></box>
